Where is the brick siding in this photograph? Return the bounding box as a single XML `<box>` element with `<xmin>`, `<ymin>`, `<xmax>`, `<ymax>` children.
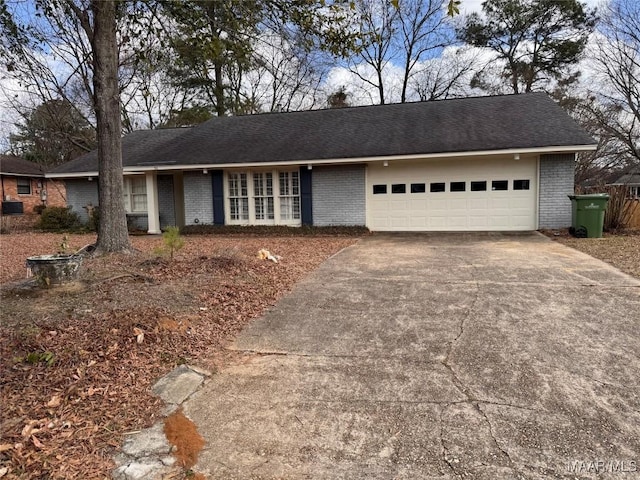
<box><xmin>539</xmin><ymin>154</ymin><xmax>575</xmax><ymax>229</ymax></box>
<box><xmin>183</xmin><ymin>171</ymin><xmax>214</xmax><ymax>225</ymax></box>
<box><xmin>312</xmin><ymin>165</ymin><xmax>366</xmax><ymax>226</ymax></box>
<box><xmin>64</xmin><ymin>179</ymin><xmax>99</xmax><ymax>223</ymax></box>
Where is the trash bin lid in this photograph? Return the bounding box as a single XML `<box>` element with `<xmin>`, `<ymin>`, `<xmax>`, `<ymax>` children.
<box><xmin>569</xmin><ymin>193</ymin><xmax>610</xmax><ymax>199</ymax></box>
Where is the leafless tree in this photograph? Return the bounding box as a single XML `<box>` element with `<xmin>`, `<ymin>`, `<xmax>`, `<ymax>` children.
<box><xmin>410</xmin><ymin>47</ymin><xmax>478</xmax><ymax>100</ymax></box>
<box><xmin>245</xmin><ymin>33</ymin><xmax>327</xmax><ymax>113</ymax></box>
<box><xmin>590</xmin><ymin>0</ymin><xmax>639</xmax><ymax>165</ymax></box>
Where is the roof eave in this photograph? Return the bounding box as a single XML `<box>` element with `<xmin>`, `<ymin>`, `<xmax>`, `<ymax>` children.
<box><xmin>45</xmin><ymin>144</ymin><xmax>596</xmax><ymax>177</ymax></box>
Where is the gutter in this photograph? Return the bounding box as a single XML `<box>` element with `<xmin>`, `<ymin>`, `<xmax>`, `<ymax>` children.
<box><xmin>45</xmin><ymin>144</ymin><xmax>597</xmax><ymax>178</ymax></box>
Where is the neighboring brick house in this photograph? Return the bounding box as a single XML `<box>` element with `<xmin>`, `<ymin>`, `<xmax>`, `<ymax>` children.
<box><xmin>1</xmin><ymin>155</ymin><xmax>66</xmax><ymax>226</ymax></box>
<box><xmin>49</xmin><ymin>93</ymin><xmax>596</xmax><ymax>233</ymax></box>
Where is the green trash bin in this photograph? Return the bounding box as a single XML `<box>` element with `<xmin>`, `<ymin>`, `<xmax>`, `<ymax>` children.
<box><xmin>567</xmin><ymin>194</ymin><xmax>610</xmax><ymax>238</ymax></box>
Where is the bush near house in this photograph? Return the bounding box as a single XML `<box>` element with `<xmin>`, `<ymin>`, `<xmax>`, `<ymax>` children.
<box><xmin>35</xmin><ymin>207</ymin><xmax>82</xmax><ymax>232</ymax></box>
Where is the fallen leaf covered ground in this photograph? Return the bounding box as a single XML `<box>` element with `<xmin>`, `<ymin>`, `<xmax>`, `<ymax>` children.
<box><xmin>0</xmin><ymin>232</ymin><xmax>360</xmax><ymax>478</ymax></box>
<box><xmin>544</xmin><ymin>229</ymin><xmax>640</xmax><ymax>279</ymax></box>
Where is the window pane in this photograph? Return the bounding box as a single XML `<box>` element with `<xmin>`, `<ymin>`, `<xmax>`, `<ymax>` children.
<box><xmin>492</xmin><ymin>180</ymin><xmax>508</xmax><ymax>191</ymax></box>
<box><xmin>280</xmin><ymin>197</ymin><xmax>291</xmax><ymax>220</ymax></box>
<box><xmin>292</xmin><ymin>171</ymin><xmax>300</xmax><ymax>195</ymax></box>
<box><xmin>430</xmin><ymin>182</ymin><xmax>445</xmax><ymax>193</ymax></box>
<box><xmin>391</xmin><ymin>184</ymin><xmax>406</xmax><ymax>194</ymax></box>
<box><xmin>450</xmin><ymin>181</ymin><xmax>466</xmax><ymax>192</ymax></box>
<box><xmin>513</xmin><ymin>179</ymin><xmax>530</xmax><ymax>190</ymax></box>
<box><xmin>279</xmin><ymin>172</ymin><xmax>289</xmax><ymax>196</ymax></box>
<box><xmin>17</xmin><ymin>178</ymin><xmax>31</xmax><ymax>195</ymax></box>
<box><xmin>131</xmin><ymin>177</ymin><xmax>146</xmax><ymax>194</ymax></box>
<box><xmin>471</xmin><ymin>181</ymin><xmax>487</xmax><ymax>191</ymax></box>
<box><xmin>373</xmin><ymin>184</ymin><xmax>387</xmax><ymax>194</ymax></box>
<box><xmin>411</xmin><ymin>183</ymin><xmax>426</xmax><ymax>193</ymax></box>
<box><xmin>266</xmin><ymin>174</ymin><xmax>273</xmax><ymax>196</ymax></box>
<box><xmin>267</xmin><ymin>197</ymin><xmax>274</xmax><ymax>219</ymax></box>
<box><xmin>132</xmin><ymin>195</ymin><xmax>147</xmax><ymax>212</ymax></box>
<box><xmin>240</xmin><ymin>174</ymin><xmax>248</xmax><ymax>196</ymax></box>
<box><xmin>293</xmin><ymin>197</ymin><xmax>300</xmax><ymax>219</ymax></box>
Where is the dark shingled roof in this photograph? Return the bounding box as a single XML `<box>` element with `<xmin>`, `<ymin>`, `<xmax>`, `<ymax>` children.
<box><xmin>49</xmin><ymin>127</ymin><xmax>189</xmax><ymax>174</ymax></box>
<box><xmin>51</xmin><ymin>93</ymin><xmax>595</xmax><ymax>174</ymax></box>
<box><xmin>0</xmin><ymin>155</ymin><xmax>46</xmax><ymax>176</ymax></box>
<box><xmin>611</xmin><ymin>173</ymin><xmax>640</xmax><ymax>185</ymax></box>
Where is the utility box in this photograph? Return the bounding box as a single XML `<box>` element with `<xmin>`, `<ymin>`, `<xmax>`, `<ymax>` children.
<box><xmin>1</xmin><ymin>200</ymin><xmax>24</xmax><ymax>215</ymax></box>
<box><xmin>568</xmin><ymin>194</ymin><xmax>610</xmax><ymax>238</ymax></box>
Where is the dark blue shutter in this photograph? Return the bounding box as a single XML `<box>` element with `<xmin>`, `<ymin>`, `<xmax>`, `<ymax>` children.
<box><xmin>212</xmin><ymin>170</ymin><xmax>225</xmax><ymax>225</ymax></box>
<box><xmin>300</xmin><ymin>166</ymin><xmax>313</xmax><ymax>226</ymax></box>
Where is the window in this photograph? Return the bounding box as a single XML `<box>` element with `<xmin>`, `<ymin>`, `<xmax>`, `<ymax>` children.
<box><xmin>492</xmin><ymin>180</ymin><xmax>508</xmax><ymax>191</ymax></box>
<box><xmin>17</xmin><ymin>178</ymin><xmax>31</xmax><ymax>195</ymax></box>
<box><xmin>228</xmin><ymin>173</ymin><xmax>249</xmax><ymax>221</ymax></box>
<box><xmin>391</xmin><ymin>184</ymin><xmax>406</xmax><ymax>194</ymax></box>
<box><xmin>253</xmin><ymin>172</ymin><xmax>274</xmax><ymax>220</ymax></box>
<box><xmin>373</xmin><ymin>184</ymin><xmax>387</xmax><ymax>194</ymax></box>
<box><xmin>227</xmin><ymin>170</ymin><xmax>301</xmax><ymax>224</ymax></box>
<box><xmin>430</xmin><ymin>182</ymin><xmax>445</xmax><ymax>193</ymax></box>
<box><xmin>450</xmin><ymin>181</ymin><xmax>466</xmax><ymax>192</ymax></box>
<box><xmin>513</xmin><ymin>179</ymin><xmax>530</xmax><ymax>190</ymax></box>
<box><xmin>279</xmin><ymin>171</ymin><xmax>300</xmax><ymax>221</ymax></box>
<box><xmin>123</xmin><ymin>176</ymin><xmax>147</xmax><ymax>213</ymax></box>
<box><xmin>471</xmin><ymin>181</ymin><xmax>487</xmax><ymax>192</ymax></box>
<box><xmin>130</xmin><ymin>177</ymin><xmax>147</xmax><ymax>212</ymax></box>
<box><xmin>411</xmin><ymin>183</ymin><xmax>426</xmax><ymax>193</ymax></box>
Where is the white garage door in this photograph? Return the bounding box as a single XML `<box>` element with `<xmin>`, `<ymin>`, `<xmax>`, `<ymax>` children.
<box><xmin>367</xmin><ymin>156</ymin><xmax>537</xmax><ymax>231</ymax></box>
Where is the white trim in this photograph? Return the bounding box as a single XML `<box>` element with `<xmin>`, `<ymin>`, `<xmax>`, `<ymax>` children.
<box><xmin>44</xmin><ymin>144</ymin><xmax>597</xmax><ymax>178</ymax></box>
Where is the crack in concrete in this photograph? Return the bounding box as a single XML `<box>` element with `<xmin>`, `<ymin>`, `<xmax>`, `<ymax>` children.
<box><xmin>476</xmin><ymin>402</ymin><xmax>521</xmax><ymax>476</ymax></box>
<box><xmin>440</xmin><ymin>255</ymin><xmax>481</xmax><ymax>401</ymax></box>
<box><xmin>438</xmin><ymin>405</ymin><xmax>464</xmax><ymax>479</ymax></box>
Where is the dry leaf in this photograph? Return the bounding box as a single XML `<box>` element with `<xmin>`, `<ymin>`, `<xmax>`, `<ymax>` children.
<box><xmin>31</xmin><ymin>436</ymin><xmax>44</xmax><ymax>449</ymax></box>
<box><xmin>47</xmin><ymin>395</ymin><xmax>61</xmax><ymax>408</ymax></box>
<box><xmin>0</xmin><ymin>444</ymin><xmax>12</xmax><ymax>453</ymax></box>
<box><xmin>0</xmin><ymin>466</ymin><xmax>8</xmax><ymax>477</ymax></box>
<box><xmin>133</xmin><ymin>327</ymin><xmax>145</xmax><ymax>344</ymax></box>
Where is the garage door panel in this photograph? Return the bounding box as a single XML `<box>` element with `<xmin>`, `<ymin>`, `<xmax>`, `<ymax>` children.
<box><xmin>367</xmin><ymin>157</ymin><xmax>537</xmax><ymax>231</ymax></box>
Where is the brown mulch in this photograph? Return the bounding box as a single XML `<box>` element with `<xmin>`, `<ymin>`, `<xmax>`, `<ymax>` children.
<box><xmin>0</xmin><ymin>233</ymin><xmax>360</xmax><ymax>479</ymax></box>
<box><xmin>543</xmin><ymin>229</ymin><xmax>640</xmax><ymax>279</ymax></box>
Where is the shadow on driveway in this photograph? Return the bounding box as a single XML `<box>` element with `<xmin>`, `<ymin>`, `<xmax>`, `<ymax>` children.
<box><xmin>185</xmin><ymin>232</ymin><xmax>640</xmax><ymax>479</ymax></box>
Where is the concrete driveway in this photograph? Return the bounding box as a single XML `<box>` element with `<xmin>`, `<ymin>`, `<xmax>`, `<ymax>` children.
<box><xmin>184</xmin><ymin>233</ymin><xmax>640</xmax><ymax>479</ymax></box>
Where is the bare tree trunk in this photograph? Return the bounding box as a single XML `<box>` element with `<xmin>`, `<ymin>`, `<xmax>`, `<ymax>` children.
<box><xmin>91</xmin><ymin>0</ymin><xmax>130</xmax><ymax>253</ymax></box>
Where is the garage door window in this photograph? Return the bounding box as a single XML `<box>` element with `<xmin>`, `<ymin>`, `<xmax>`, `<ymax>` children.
<box><xmin>450</xmin><ymin>182</ymin><xmax>466</xmax><ymax>192</ymax></box>
<box><xmin>492</xmin><ymin>180</ymin><xmax>508</xmax><ymax>191</ymax></box>
<box><xmin>373</xmin><ymin>184</ymin><xmax>387</xmax><ymax>194</ymax></box>
<box><xmin>513</xmin><ymin>179</ymin><xmax>530</xmax><ymax>190</ymax></box>
<box><xmin>411</xmin><ymin>183</ymin><xmax>426</xmax><ymax>193</ymax></box>
<box><xmin>471</xmin><ymin>181</ymin><xmax>487</xmax><ymax>191</ymax></box>
<box><xmin>430</xmin><ymin>182</ymin><xmax>445</xmax><ymax>192</ymax></box>
<box><xmin>392</xmin><ymin>184</ymin><xmax>406</xmax><ymax>194</ymax></box>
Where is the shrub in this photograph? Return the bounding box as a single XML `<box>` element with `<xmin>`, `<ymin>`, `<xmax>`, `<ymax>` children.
<box><xmin>155</xmin><ymin>226</ymin><xmax>185</xmax><ymax>260</ymax></box>
<box><xmin>33</xmin><ymin>204</ymin><xmax>46</xmax><ymax>215</ymax></box>
<box><xmin>36</xmin><ymin>207</ymin><xmax>82</xmax><ymax>232</ymax></box>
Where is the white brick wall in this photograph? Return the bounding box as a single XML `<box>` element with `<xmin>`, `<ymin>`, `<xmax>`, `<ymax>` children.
<box><xmin>312</xmin><ymin>165</ymin><xmax>366</xmax><ymax>226</ymax></box>
<box><xmin>183</xmin><ymin>172</ymin><xmax>214</xmax><ymax>225</ymax></box>
<box><xmin>66</xmin><ymin>179</ymin><xmax>99</xmax><ymax>223</ymax></box>
<box><xmin>539</xmin><ymin>154</ymin><xmax>575</xmax><ymax>229</ymax></box>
